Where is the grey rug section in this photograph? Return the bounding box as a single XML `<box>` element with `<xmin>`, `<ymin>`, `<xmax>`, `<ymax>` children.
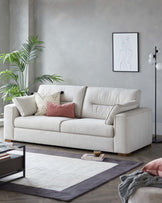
<box><xmin>0</xmin><ymin>148</ymin><xmax>143</xmax><ymax>201</ymax></box>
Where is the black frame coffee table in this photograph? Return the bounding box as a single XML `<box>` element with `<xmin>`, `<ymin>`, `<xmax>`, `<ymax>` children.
<box><xmin>0</xmin><ymin>143</ymin><xmax>25</xmax><ymax>185</ymax></box>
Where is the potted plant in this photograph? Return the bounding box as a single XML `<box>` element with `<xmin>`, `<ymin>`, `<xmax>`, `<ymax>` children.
<box><xmin>0</xmin><ymin>35</ymin><xmax>63</xmax><ymax>102</ymax></box>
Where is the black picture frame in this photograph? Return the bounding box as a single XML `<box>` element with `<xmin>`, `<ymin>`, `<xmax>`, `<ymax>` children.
<box><xmin>112</xmin><ymin>32</ymin><xmax>139</xmax><ymax>72</ymax></box>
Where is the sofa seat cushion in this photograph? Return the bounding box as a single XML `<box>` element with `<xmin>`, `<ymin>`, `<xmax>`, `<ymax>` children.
<box><xmin>61</xmin><ymin>118</ymin><xmax>114</xmax><ymax>138</ymax></box>
<box><xmin>14</xmin><ymin>116</ymin><xmax>71</xmax><ymax>132</ymax></box>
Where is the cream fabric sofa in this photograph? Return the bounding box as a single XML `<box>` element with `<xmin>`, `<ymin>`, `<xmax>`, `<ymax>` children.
<box><xmin>4</xmin><ymin>85</ymin><xmax>152</xmax><ymax>155</ymax></box>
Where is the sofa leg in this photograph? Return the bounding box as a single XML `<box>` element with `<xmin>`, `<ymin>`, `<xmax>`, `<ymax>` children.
<box><xmin>5</xmin><ymin>139</ymin><xmax>11</xmax><ymax>142</ymax></box>
<box><xmin>118</xmin><ymin>153</ymin><xmax>131</xmax><ymax>156</ymax></box>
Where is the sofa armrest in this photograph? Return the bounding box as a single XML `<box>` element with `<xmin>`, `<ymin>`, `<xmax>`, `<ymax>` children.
<box><xmin>4</xmin><ymin>104</ymin><xmax>20</xmax><ymax>140</ymax></box>
<box><xmin>114</xmin><ymin>108</ymin><xmax>152</xmax><ymax>154</ymax></box>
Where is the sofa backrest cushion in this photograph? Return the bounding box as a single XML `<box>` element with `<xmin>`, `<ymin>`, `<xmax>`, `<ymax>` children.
<box><xmin>38</xmin><ymin>85</ymin><xmax>87</xmax><ymax>118</ymax></box>
<box><xmin>82</xmin><ymin>87</ymin><xmax>141</xmax><ymax>119</ymax></box>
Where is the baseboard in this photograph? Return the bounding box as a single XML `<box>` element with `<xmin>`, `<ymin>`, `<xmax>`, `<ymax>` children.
<box><xmin>152</xmin><ymin>122</ymin><xmax>162</xmax><ymax>136</ymax></box>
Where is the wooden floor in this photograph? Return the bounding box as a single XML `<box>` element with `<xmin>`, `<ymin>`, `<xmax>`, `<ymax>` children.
<box><xmin>0</xmin><ymin>128</ymin><xmax>161</xmax><ymax>203</ymax></box>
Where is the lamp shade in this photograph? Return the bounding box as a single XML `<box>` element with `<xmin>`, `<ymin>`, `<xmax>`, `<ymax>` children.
<box><xmin>149</xmin><ymin>53</ymin><xmax>154</xmax><ymax>59</ymax></box>
<box><xmin>156</xmin><ymin>63</ymin><xmax>162</xmax><ymax>70</ymax></box>
<box><xmin>148</xmin><ymin>58</ymin><xmax>154</xmax><ymax>65</ymax></box>
<box><xmin>148</xmin><ymin>53</ymin><xmax>155</xmax><ymax>65</ymax></box>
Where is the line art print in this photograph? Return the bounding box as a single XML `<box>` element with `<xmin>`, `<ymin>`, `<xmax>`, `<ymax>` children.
<box><xmin>112</xmin><ymin>33</ymin><xmax>139</xmax><ymax>72</ymax></box>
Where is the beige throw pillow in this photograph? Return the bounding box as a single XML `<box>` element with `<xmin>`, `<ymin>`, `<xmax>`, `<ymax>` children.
<box><xmin>13</xmin><ymin>95</ymin><xmax>37</xmax><ymax>117</ymax></box>
<box><xmin>105</xmin><ymin>100</ymin><xmax>139</xmax><ymax>125</ymax></box>
<box><xmin>34</xmin><ymin>92</ymin><xmax>60</xmax><ymax>116</ymax></box>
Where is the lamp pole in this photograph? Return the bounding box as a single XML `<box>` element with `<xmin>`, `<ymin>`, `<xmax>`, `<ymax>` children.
<box><xmin>152</xmin><ymin>46</ymin><xmax>162</xmax><ymax>143</ymax></box>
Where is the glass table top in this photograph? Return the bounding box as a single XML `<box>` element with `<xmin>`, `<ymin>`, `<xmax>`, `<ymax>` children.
<box><xmin>0</xmin><ymin>142</ymin><xmax>25</xmax><ymax>153</ymax></box>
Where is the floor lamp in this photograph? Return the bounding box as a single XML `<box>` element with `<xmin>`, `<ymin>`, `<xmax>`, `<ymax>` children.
<box><xmin>149</xmin><ymin>46</ymin><xmax>162</xmax><ymax>143</ymax></box>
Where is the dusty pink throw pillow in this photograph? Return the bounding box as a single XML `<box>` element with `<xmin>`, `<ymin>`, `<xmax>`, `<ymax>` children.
<box><xmin>142</xmin><ymin>158</ymin><xmax>162</xmax><ymax>177</ymax></box>
<box><xmin>46</xmin><ymin>102</ymin><xmax>75</xmax><ymax>118</ymax></box>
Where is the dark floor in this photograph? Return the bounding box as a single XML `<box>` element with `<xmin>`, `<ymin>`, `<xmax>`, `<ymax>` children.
<box><xmin>0</xmin><ymin>129</ymin><xmax>161</xmax><ymax>203</ymax></box>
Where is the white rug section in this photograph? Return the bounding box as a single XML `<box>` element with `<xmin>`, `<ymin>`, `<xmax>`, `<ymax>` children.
<box><xmin>9</xmin><ymin>151</ymin><xmax>118</xmax><ymax>191</ymax></box>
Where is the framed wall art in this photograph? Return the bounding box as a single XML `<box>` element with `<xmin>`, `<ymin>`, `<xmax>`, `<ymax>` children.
<box><xmin>112</xmin><ymin>32</ymin><xmax>139</xmax><ymax>72</ymax></box>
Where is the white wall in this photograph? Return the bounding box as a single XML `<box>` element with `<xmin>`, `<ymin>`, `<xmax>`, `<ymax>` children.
<box><xmin>0</xmin><ymin>0</ymin><xmax>29</xmax><ymax>113</ymax></box>
<box><xmin>9</xmin><ymin>0</ymin><xmax>29</xmax><ymax>50</ymax></box>
<box><xmin>9</xmin><ymin>0</ymin><xmax>35</xmax><ymax>91</ymax></box>
<box><xmin>0</xmin><ymin>0</ymin><xmax>9</xmax><ymax>114</ymax></box>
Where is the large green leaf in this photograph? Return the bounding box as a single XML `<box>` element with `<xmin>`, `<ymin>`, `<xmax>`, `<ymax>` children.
<box><xmin>21</xmin><ymin>35</ymin><xmax>44</xmax><ymax>65</ymax></box>
<box><xmin>0</xmin><ymin>51</ymin><xmax>25</xmax><ymax>72</ymax></box>
<box><xmin>34</xmin><ymin>74</ymin><xmax>63</xmax><ymax>84</ymax></box>
<box><xmin>0</xmin><ymin>69</ymin><xmax>18</xmax><ymax>84</ymax></box>
<box><xmin>0</xmin><ymin>84</ymin><xmax>26</xmax><ymax>102</ymax></box>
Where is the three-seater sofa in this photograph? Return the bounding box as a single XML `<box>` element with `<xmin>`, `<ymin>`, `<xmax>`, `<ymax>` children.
<box><xmin>4</xmin><ymin>85</ymin><xmax>152</xmax><ymax>155</ymax></box>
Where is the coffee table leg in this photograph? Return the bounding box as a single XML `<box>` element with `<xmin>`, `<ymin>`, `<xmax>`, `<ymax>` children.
<box><xmin>23</xmin><ymin>145</ymin><xmax>26</xmax><ymax>177</ymax></box>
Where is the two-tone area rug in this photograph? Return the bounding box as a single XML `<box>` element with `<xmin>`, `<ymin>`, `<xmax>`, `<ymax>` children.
<box><xmin>0</xmin><ymin>148</ymin><xmax>142</xmax><ymax>201</ymax></box>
